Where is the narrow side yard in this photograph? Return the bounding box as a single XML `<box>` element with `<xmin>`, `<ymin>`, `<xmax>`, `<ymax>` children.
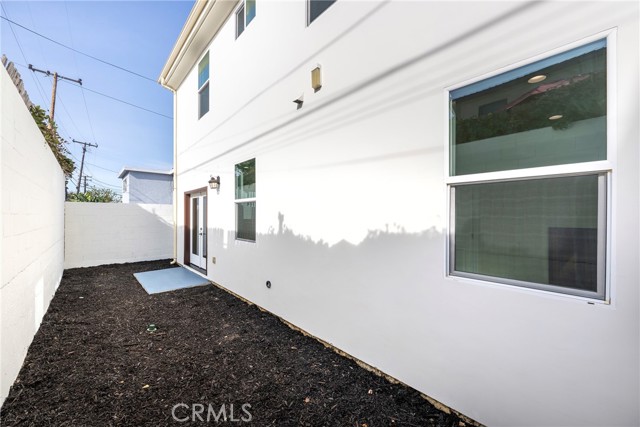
<box><xmin>0</xmin><ymin>260</ymin><xmax>467</xmax><ymax>426</ymax></box>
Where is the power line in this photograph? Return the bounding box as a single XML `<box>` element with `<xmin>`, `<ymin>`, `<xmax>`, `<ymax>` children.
<box><xmin>15</xmin><ymin>62</ymin><xmax>172</xmax><ymax>121</ymax></box>
<box><xmin>69</xmin><ymin>171</ymin><xmax>117</xmax><ymax>193</ymax></box>
<box><xmin>1</xmin><ymin>4</ymin><xmax>58</xmax><ymax>137</ymax></box>
<box><xmin>28</xmin><ymin>66</ymin><xmax>50</xmax><ymax>109</ymax></box>
<box><xmin>68</xmin><ymin>150</ymin><xmax>118</xmax><ymax>176</ymax></box>
<box><xmin>86</xmin><ymin>162</ymin><xmax>118</xmax><ymax>174</ymax></box>
<box><xmin>68</xmin><ymin>152</ymin><xmax>85</xmax><ymax>187</ymax></box>
<box><xmin>0</xmin><ymin>14</ymin><xmax>157</xmax><ymax>82</ymax></box>
<box><xmin>81</xmin><ymin>161</ymin><xmax>121</xmax><ymax>190</ymax></box>
<box><xmin>29</xmin><ymin>64</ymin><xmax>83</xmax><ymax>130</ymax></box>
<box><xmin>72</xmin><ymin>139</ymin><xmax>98</xmax><ymax>194</ymax></box>
<box><xmin>52</xmin><ymin>88</ymin><xmax>86</xmax><ymax>139</ymax></box>
<box><xmin>70</xmin><ymin>83</ymin><xmax>172</xmax><ymax>119</ymax></box>
<box><xmin>0</xmin><ymin>3</ymin><xmax>48</xmax><ymax>106</ymax></box>
<box><xmin>89</xmin><ymin>174</ymin><xmax>121</xmax><ymax>190</ymax></box>
<box><xmin>62</xmin><ymin>0</ymin><xmax>97</xmax><ymax>143</ymax></box>
<box><xmin>1</xmin><ymin>4</ymin><xmax>29</xmax><ymax>68</ymax></box>
<box><xmin>11</xmin><ymin>63</ymin><xmax>68</xmax><ymax>128</ymax></box>
<box><xmin>80</xmin><ymin>175</ymin><xmax>92</xmax><ymax>193</ymax></box>
<box><xmin>79</xmin><ymin>86</ymin><xmax>98</xmax><ymax>142</ymax></box>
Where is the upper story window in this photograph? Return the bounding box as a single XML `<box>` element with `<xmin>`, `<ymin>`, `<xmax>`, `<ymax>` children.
<box><xmin>236</xmin><ymin>0</ymin><xmax>256</xmax><ymax>38</ymax></box>
<box><xmin>198</xmin><ymin>52</ymin><xmax>210</xmax><ymax>119</ymax></box>
<box><xmin>447</xmin><ymin>38</ymin><xmax>609</xmax><ymax>301</ymax></box>
<box><xmin>235</xmin><ymin>158</ymin><xmax>256</xmax><ymax>242</ymax></box>
<box><xmin>450</xmin><ymin>39</ymin><xmax>606</xmax><ymax>175</ymax></box>
<box><xmin>308</xmin><ymin>0</ymin><xmax>335</xmax><ymax>25</ymax></box>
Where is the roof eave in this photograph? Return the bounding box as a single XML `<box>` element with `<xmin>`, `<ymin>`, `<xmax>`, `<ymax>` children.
<box><xmin>158</xmin><ymin>0</ymin><xmax>237</xmax><ymax>91</ymax></box>
<box><xmin>118</xmin><ymin>167</ymin><xmax>173</xmax><ymax>179</ymax></box>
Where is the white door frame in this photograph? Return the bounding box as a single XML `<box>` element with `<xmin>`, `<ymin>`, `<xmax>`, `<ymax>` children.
<box><xmin>188</xmin><ymin>191</ymin><xmax>207</xmax><ymax>270</ymax></box>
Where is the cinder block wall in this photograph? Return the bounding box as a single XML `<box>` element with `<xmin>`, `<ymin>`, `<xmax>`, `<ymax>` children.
<box><xmin>0</xmin><ymin>66</ymin><xmax>66</xmax><ymax>407</ymax></box>
<box><xmin>64</xmin><ymin>203</ymin><xmax>173</xmax><ymax>269</ymax></box>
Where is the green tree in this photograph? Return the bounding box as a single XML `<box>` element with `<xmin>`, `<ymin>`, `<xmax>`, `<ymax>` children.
<box><xmin>67</xmin><ymin>188</ymin><xmax>121</xmax><ymax>203</ymax></box>
<box><xmin>30</xmin><ymin>105</ymin><xmax>75</xmax><ymax>178</ymax></box>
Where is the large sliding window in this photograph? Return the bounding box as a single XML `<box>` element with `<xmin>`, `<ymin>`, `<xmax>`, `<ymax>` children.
<box><xmin>235</xmin><ymin>158</ymin><xmax>256</xmax><ymax>241</ymax></box>
<box><xmin>448</xmin><ymin>38</ymin><xmax>609</xmax><ymax>300</ymax></box>
<box><xmin>198</xmin><ymin>52</ymin><xmax>210</xmax><ymax>119</ymax></box>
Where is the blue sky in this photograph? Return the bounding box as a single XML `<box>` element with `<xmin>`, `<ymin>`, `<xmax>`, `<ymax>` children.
<box><xmin>1</xmin><ymin>0</ymin><xmax>194</xmax><ymax>193</ymax></box>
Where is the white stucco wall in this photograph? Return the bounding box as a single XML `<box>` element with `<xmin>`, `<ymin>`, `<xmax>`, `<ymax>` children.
<box><xmin>0</xmin><ymin>66</ymin><xmax>66</xmax><ymax>407</ymax></box>
<box><xmin>122</xmin><ymin>171</ymin><xmax>173</xmax><ymax>204</ymax></box>
<box><xmin>64</xmin><ymin>203</ymin><xmax>173</xmax><ymax>269</ymax></box>
<box><xmin>172</xmin><ymin>2</ymin><xmax>639</xmax><ymax>426</ymax></box>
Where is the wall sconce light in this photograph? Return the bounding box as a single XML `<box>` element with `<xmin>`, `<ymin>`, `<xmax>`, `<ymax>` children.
<box><xmin>311</xmin><ymin>65</ymin><xmax>322</xmax><ymax>92</ymax></box>
<box><xmin>528</xmin><ymin>74</ymin><xmax>547</xmax><ymax>84</ymax></box>
<box><xmin>208</xmin><ymin>175</ymin><xmax>220</xmax><ymax>190</ymax></box>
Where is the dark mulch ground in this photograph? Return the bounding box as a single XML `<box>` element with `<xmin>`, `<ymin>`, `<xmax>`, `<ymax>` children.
<box><xmin>1</xmin><ymin>260</ymin><xmax>468</xmax><ymax>426</ymax></box>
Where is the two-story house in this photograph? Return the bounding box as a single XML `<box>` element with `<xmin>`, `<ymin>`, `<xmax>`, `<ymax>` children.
<box><xmin>159</xmin><ymin>1</ymin><xmax>640</xmax><ymax>426</ymax></box>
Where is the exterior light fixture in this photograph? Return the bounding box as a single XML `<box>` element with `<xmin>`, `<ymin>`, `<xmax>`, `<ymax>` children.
<box><xmin>528</xmin><ymin>75</ymin><xmax>547</xmax><ymax>84</ymax></box>
<box><xmin>311</xmin><ymin>65</ymin><xmax>322</xmax><ymax>92</ymax></box>
<box><xmin>208</xmin><ymin>175</ymin><xmax>220</xmax><ymax>190</ymax></box>
<box><xmin>548</xmin><ymin>114</ymin><xmax>563</xmax><ymax>120</ymax></box>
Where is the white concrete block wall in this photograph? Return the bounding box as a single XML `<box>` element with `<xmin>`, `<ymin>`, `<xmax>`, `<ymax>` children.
<box><xmin>0</xmin><ymin>65</ymin><xmax>65</xmax><ymax>407</ymax></box>
<box><xmin>170</xmin><ymin>2</ymin><xmax>639</xmax><ymax>426</ymax></box>
<box><xmin>64</xmin><ymin>203</ymin><xmax>173</xmax><ymax>269</ymax></box>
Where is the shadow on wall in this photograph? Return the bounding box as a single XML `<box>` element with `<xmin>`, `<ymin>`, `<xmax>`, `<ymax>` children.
<box><xmin>208</xmin><ymin>213</ymin><xmax>443</xmax><ymax>286</ymax></box>
<box><xmin>183</xmin><ymin>212</ymin><xmax>447</xmax><ymax>356</ymax></box>
<box><xmin>64</xmin><ymin>203</ymin><xmax>174</xmax><ymax>269</ymax></box>
<box><xmin>181</xmin><ymin>1</ymin><xmax>542</xmax><ymax>171</ymax></box>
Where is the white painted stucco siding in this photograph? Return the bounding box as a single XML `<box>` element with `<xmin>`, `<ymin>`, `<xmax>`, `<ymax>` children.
<box><xmin>122</xmin><ymin>171</ymin><xmax>173</xmax><ymax>204</ymax></box>
<box><xmin>172</xmin><ymin>2</ymin><xmax>639</xmax><ymax>426</ymax></box>
<box><xmin>0</xmin><ymin>65</ymin><xmax>65</xmax><ymax>407</ymax></box>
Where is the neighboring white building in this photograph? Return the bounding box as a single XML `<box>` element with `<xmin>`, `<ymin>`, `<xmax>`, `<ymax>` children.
<box><xmin>159</xmin><ymin>1</ymin><xmax>639</xmax><ymax>426</ymax></box>
<box><xmin>118</xmin><ymin>167</ymin><xmax>173</xmax><ymax>204</ymax></box>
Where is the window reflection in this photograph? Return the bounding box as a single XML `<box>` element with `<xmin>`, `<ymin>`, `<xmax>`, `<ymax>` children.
<box><xmin>451</xmin><ymin>40</ymin><xmax>606</xmax><ymax>175</ymax></box>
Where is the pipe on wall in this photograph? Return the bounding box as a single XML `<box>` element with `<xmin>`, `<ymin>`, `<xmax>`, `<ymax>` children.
<box><xmin>170</xmin><ymin>86</ymin><xmax>178</xmax><ymax>264</ymax></box>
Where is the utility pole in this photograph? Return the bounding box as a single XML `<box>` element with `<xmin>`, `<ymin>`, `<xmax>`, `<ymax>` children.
<box><xmin>72</xmin><ymin>139</ymin><xmax>98</xmax><ymax>194</ymax></box>
<box><xmin>82</xmin><ymin>175</ymin><xmax>92</xmax><ymax>193</ymax></box>
<box><xmin>28</xmin><ymin>64</ymin><xmax>82</xmax><ymax>128</ymax></box>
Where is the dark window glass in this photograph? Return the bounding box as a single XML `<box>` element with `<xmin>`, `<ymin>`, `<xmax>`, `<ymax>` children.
<box><xmin>199</xmin><ymin>83</ymin><xmax>209</xmax><ymax>118</ymax></box>
<box><xmin>453</xmin><ymin>174</ymin><xmax>604</xmax><ymax>297</ymax></box>
<box><xmin>309</xmin><ymin>0</ymin><xmax>335</xmax><ymax>24</ymax></box>
<box><xmin>192</xmin><ymin>198</ymin><xmax>199</xmax><ymax>256</ymax></box>
<box><xmin>202</xmin><ymin>196</ymin><xmax>207</xmax><ymax>257</ymax></box>
<box><xmin>236</xmin><ymin>202</ymin><xmax>256</xmax><ymax>241</ymax></box>
<box><xmin>235</xmin><ymin>159</ymin><xmax>256</xmax><ymax>242</ymax></box>
<box><xmin>450</xmin><ymin>40</ymin><xmax>606</xmax><ymax>176</ymax></box>
<box><xmin>235</xmin><ymin>159</ymin><xmax>255</xmax><ymax>199</ymax></box>
<box><xmin>236</xmin><ymin>4</ymin><xmax>245</xmax><ymax>37</ymax></box>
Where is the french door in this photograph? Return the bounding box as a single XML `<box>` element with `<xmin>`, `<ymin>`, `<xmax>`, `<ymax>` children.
<box><xmin>189</xmin><ymin>192</ymin><xmax>207</xmax><ymax>270</ymax></box>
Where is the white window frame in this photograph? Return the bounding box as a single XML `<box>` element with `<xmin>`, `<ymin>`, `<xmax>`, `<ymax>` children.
<box><xmin>235</xmin><ymin>0</ymin><xmax>256</xmax><ymax>39</ymax></box>
<box><xmin>234</xmin><ymin>158</ymin><xmax>256</xmax><ymax>242</ymax></box>
<box><xmin>444</xmin><ymin>30</ymin><xmax>616</xmax><ymax>303</ymax></box>
<box><xmin>198</xmin><ymin>52</ymin><xmax>209</xmax><ymax>119</ymax></box>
